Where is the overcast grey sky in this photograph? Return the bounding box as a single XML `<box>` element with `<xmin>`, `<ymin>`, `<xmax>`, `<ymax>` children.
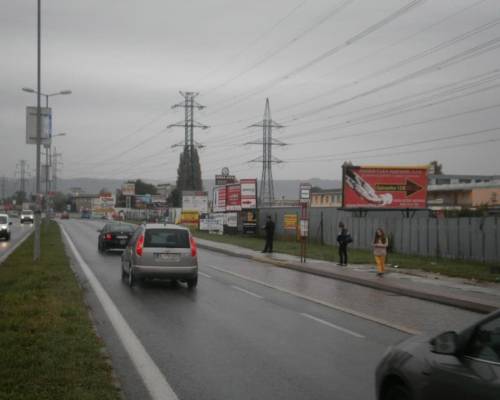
<box><xmin>1</xmin><ymin>0</ymin><xmax>500</xmax><ymax>183</ymax></box>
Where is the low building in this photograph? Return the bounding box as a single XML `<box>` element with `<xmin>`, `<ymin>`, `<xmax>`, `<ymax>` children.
<box><xmin>72</xmin><ymin>194</ymin><xmax>99</xmax><ymax>212</ymax></box>
<box><xmin>428</xmin><ymin>174</ymin><xmax>500</xmax><ymax>210</ymax></box>
<box><xmin>310</xmin><ymin>189</ymin><xmax>342</xmax><ymax>208</ymax></box>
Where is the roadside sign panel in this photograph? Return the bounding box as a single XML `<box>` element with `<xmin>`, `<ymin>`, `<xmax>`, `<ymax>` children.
<box><xmin>226</xmin><ymin>184</ymin><xmax>242</xmax><ymax>211</ymax></box>
<box><xmin>342</xmin><ymin>165</ymin><xmax>428</xmax><ymax>209</ymax></box>
<box><xmin>26</xmin><ymin>106</ymin><xmax>51</xmax><ymax>145</ymax></box>
<box><xmin>182</xmin><ymin>191</ymin><xmax>208</xmax><ymax>213</ymax></box>
<box><xmin>213</xmin><ymin>186</ymin><xmax>226</xmax><ymax>212</ymax></box>
<box><xmin>284</xmin><ymin>214</ymin><xmax>298</xmax><ymax>231</ymax></box>
<box><xmin>240</xmin><ymin>178</ymin><xmax>257</xmax><ymax>209</ymax></box>
<box><xmin>121</xmin><ymin>183</ymin><xmax>135</xmax><ymax>196</ymax></box>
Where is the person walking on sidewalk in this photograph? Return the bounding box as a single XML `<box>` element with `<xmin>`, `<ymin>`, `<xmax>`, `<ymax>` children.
<box><xmin>373</xmin><ymin>228</ymin><xmax>389</xmax><ymax>276</ymax></box>
<box><xmin>336</xmin><ymin>222</ymin><xmax>352</xmax><ymax>266</ymax></box>
<box><xmin>262</xmin><ymin>216</ymin><xmax>275</xmax><ymax>253</ymax></box>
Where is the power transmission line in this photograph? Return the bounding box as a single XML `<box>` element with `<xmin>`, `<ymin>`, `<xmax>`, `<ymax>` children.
<box><xmin>246</xmin><ymin>98</ymin><xmax>286</xmax><ymax>206</ymax></box>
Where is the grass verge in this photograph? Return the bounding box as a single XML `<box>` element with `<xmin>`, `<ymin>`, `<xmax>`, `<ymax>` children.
<box><xmin>194</xmin><ymin>231</ymin><xmax>500</xmax><ymax>283</ymax></box>
<box><xmin>0</xmin><ymin>221</ymin><xmax>121</xmax><ymax>400</ymax></box>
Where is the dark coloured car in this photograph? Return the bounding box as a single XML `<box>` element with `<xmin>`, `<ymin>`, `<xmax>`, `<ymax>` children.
<box><xmin>81</xmin><ymin>209</ymin><xmax>91</xmax><ymax>219</ymax></box>
<box><xmin>98</xmin><ymin>223</ymin><xmax>135</xmax><ymax>253</ymax></box>
<box><xmin>376</xmin><ymin>309</ymin><xmax>500</xmax><ymax>400</ymax></box>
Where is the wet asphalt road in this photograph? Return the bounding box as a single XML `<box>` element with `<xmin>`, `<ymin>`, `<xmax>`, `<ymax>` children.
<box><xmin>0</xmin><ymin>218</ymin><xmax>33</xmax><ymax>261</ymax></box>
<box><xmin>59</xmin><ymin>219</ymin><xmax>482</xmax><ymax>400</ymax></box>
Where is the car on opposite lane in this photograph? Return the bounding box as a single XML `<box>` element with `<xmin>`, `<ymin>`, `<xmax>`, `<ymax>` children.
<box><xmin>376</xmin><ymin>309</ymin><xmax>500</xmax><ymax>400</ymax></box>
<box><xmin>20</xmin><ymin>209</ymin><xmax>34</xmax><ymax>224</ymax></box>
<box><xmin>0</xmin><ymin>213</ymin><xmax>12</xmax><ymax>241</ymax></box>
<box><xmin>97</xmin><ymin>222</ymin><xmax>136</xmax><ymax>253</ymax></box>
<box><xmin>121</xmin><ymin>223</ymin><xmax>198</xmax><ymax>289</ymax></box>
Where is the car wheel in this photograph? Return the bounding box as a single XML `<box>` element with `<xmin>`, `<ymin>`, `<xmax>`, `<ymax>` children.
<box><xmin>187</xmin><ymin>277</ymin><xmax>198</xmax><ymax>289</ymax></box>
<box><xmin>6</xmin><ymin>233</ymin><xmax>10</xmax><ymax>241</ymax></box>
<box><xmin>98</xmin><ymin>241</ymin><xmax>102</xmax><ymax>252</ymax></box>
<box><xmin>383</xmin><ymin>384</ymin><xmax>412</xmax><ymax>400</ymax></box>
<box><xmin>128</xmin><ymin>265</ymin><xmax>135</xmax><ymax>287</ymax></box>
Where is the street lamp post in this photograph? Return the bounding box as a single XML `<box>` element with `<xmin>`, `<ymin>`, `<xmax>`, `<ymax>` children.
<box><xmin>22</xmin><ymin>88</ymin><xmax>71</xmax><ymax>225</ymax></box>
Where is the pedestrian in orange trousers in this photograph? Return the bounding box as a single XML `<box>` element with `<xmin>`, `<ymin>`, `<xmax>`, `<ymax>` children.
<box><xmin>372</xmin><ymin>228</ymin><xmax>389</xmax><ymax>277</ymax></box>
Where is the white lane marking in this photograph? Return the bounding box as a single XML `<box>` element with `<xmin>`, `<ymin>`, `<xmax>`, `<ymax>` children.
<box><xmin>204</xmin><ymin>264</ymin><xmax>419</xmax><ymax>335</ymax></box>
<box><xmin>231</xmin><ymin>285</ymin><xmax>264</xmax><ymax>299</ymax></box>
<box><xmin>60</xmin><ymin>225</ymin><xmax>179</xmax><ymax>400</ymax></box>
<box><xmin>198</xmin><ymin>271</ymin><xmax>212</xmax><ymax>278</ymax></box>
<box><xmin>301</xmin><ymin>313</ymin><xmax>365</xmax><ymax>339</ymax></box>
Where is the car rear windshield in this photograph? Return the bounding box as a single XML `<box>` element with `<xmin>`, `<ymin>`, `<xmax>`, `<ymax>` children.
<box><xmin>22</xmin><ymin>210</ymin><xmax>33</xmax><ymax>214</ymax></box>
<box><xmin>109</xmin><ymin>224</ymin><xmax>135</xmax><ymax>233</ymax></box>
<box><xmin>144</xmin><ymin>229</ymin><xmax>190</xmax><ymax>248</ymax></box>
<box><xmin>0</xmin><ymin>216</ymin><xmax>7</xmax><ymax>224</ymax></box>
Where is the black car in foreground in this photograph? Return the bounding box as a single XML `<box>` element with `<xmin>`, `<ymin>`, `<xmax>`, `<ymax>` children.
<box><xmin>376</xmin><ymin>309</ymin><xmax>500</xmax><ymax>400</ymax></box>
<box><xmin>97</xmin><ymin>222</ymin><xmax>135</xmax><ymax>253</ymax></box>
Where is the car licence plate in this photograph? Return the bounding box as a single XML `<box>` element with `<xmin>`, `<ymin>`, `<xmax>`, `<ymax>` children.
<box><xmin>157</xmin><ymin>253</ymin><xmax>180</xmax><ymax>262</ymax></box>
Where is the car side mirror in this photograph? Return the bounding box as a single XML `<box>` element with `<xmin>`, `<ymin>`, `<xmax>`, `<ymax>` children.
<box><xmin>431</xmin><ymin>331</ymin><xmax>458</xmax><ymax>355</ymax></box>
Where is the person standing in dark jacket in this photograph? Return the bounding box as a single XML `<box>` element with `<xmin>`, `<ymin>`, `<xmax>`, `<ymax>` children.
<box><xmin>262</xmin><ymin>216</ymin><xmax>275</xmax><ymax>253</ymax></box>
<box><xmin>336</xmin><ymin>222</ymin><xmax>351</xmax><ymax>266</ymax></box>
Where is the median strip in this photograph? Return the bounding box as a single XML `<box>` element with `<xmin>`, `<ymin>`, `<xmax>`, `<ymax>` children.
<box><xmin>0</xmin><ymin>221</ymin><xmax>121</xmax><ymax>400</ymax></box>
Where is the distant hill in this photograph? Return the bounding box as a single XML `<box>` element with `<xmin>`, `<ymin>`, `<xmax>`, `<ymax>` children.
<box><xmin>53</xmin><ymin>177</ymin><xmax>341</xmax><ymax>199</ymax></box>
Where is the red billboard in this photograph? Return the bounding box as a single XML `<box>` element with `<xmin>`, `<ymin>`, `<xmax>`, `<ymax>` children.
<box><xmin>342</xmin><ymin>165</ymin><xmax>428</xmax><ymax>209</ymax></box>
<box><xmin>213</xmin><ymin>186</ymin><xmax>226</xmax><ymax>212</ymax></box>
<box><xmin>226</xmin><ymin>183</ymin><xmax>242</xmax><ymax>211</ymax></box>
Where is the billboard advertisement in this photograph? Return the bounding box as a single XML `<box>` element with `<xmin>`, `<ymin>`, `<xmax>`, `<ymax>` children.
<box><xmin>240</xmin><ymin>178</ymin><xmax>257</xmax><ymax>209</ymax></box>
<box><xmin>213</xmin><ymin>186</ymin><xmax>226</xmax><ymax>212</ymax></box>
<box><xmin>342</xmin><ymin>165</ymin><xmax>428</xmax><ymax>209</ymax></box>
<box><xmin>121</xmin><ymin>183</ymin><xmax>135</xmax><ymax>196</ymax></box>
<box><xmin>182</xmin><ymin>191</ymin><xmax>208</xmax><ymax>213</ymax></box>
<box><xmin>226</xmin><ymin>184</ymin><xmax>241</xmax><ymax>211</ymax></box>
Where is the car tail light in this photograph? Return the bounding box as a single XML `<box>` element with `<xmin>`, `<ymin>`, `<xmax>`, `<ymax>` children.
<box><xmin>190</xmin><ymin>236</ymin><xmax>197</xmax><ymax>257</ymax></box>
<box><xmin>105</xmin><ymin>233</ymin><xmax>113</xmax><ymax>240</ymax></box>
<box><xmin>136</xmin><ymin>234</ymin><xmax>144</xmax><ymax>256</ymax></box>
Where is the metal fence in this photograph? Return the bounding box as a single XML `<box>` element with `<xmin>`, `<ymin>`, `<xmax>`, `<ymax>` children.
<box><xmin>258</xmin><ymin>207</ymin><xmax>500</xmax><ymax>263</ymax></box>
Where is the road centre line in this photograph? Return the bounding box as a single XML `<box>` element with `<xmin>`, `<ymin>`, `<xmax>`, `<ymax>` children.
<box><xmin>204</xmin><ymin>264</ymin><xmax>419</xmax><ymax>335</ymax></box>
<box><xmin>198</xmin><ymin>271</ymin><xmax>212</xmax><ymax>278</ymax></box>
<box><xmin>301</xmin><ymin>313</ymin><xmax>365</xmax><ymax>338</ymax></box>
<box><xmin>60</xmin><ymin>225</ymin><xmax>179</xmax><ymax>400</ymax></box>
<box><xmin>231</xmin><ymin>285</ymin><xmax>264</xmax><ymax>299</ymax></box>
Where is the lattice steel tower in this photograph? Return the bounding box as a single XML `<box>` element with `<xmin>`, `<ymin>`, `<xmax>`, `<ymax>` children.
<box><xmin>247</xmin><ymin>98</ymin><xmax>286</xmax><ymax>206</ymax></box>
<box><xmin>168</xmin><ymin>91</ymin><xmax>209</xmax><ymax>189</ymax></box>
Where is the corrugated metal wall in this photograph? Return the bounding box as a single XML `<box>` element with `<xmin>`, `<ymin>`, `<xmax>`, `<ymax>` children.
<box><xmin>258</xmin><ymin>207</ymin><xmax>500</xmax><ymax>262</ymax></box>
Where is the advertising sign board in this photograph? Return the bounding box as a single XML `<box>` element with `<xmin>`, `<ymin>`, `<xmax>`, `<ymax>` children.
<box><xmin>240</xmin><ymin>178</ymin><xmax>257</xmax><ymax>209</ymax></box>
<box><xmin>284</xmin><ymin>214</ymin><xmax>298</xmax><ymax>231</ymax></box>
<box><xmin>182</xmin><ymin>191</ymin><xmax>208</xmax><ymax>213</ymax></box>
<box><xmin>212</xmin><ymin>186</ymin><xmax>226</xmax><ymax>212</ymax></box>
<box><xmin>226</xmin><ymin>184</ymin><xmax>242</xmax><ymax>211</ymax></box>
<box><xmin>26</xmin><ymin>106</ymin><xmax>51</xmax><ymax>145</ymax></box>
<box><xmin>180</xmin><ymin>210</ymin><xmax>199</xmax><ymax>226</ymax></box>
<box><xmin>342</xmin><ymin>165</ymin><xmax>428</xmax><ymax>209</ymax></box>
<box><xmin>215</xmin><ymin>174</ymin><xmax>236</xmax><ymax>186</ymax></box>
<box><xmin>121</xmin><ymin>183</ymin><xmax>135</xmax><ymax>196</ymax></box>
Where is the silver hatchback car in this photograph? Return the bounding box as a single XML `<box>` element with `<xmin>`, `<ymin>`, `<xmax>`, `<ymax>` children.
<box><xmin>121</xmin><ymin>223</ymin><xmax>198</xmax><ymax>288</ymax></box>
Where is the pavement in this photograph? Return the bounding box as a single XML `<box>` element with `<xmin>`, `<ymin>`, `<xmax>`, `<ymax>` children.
<box><xmin>195</xmin><ymin>237</ymin><xmax>500</xmax><ymax>314</ymax></box>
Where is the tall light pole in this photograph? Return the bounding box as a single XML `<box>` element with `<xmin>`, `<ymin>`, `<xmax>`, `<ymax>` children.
<box><xmin>22</xmin><ymin>89</ymin><xmax>71</xmax><ymax>226</ymax></box>
<box><xmin>34</xmin><ymin>0</ymin><xmax>42</xmax><ymax>261</ymax></box>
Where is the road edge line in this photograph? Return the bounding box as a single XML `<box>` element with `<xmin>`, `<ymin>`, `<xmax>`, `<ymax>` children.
<box><xmin>0</xmin><ymin>227</ymin><xmax>34</xmax><ymax>265</ymax></box>
<box><xmin>60</xmin><ymin>224</ymin><xmax>179</xmax><ymax>400</ymax></box>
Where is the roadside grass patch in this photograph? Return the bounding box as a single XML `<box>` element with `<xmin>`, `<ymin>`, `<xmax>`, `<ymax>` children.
<box><xmin>194</xmin><ymin>231</ymin><xmax>500</xmax><ymax>283</ymax></box>
<box><xmin>0</xmin><ymin>222</ymin><xmax>121</xmax><ymax>400</ymax></box>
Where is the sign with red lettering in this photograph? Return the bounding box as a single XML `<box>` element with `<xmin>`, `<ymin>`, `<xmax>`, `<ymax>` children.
<box><xmin>240</xmin><ymin>178</ymin><xmax>257</xmax><ymax>209</ymax></box>
<box><xmin>226</xmin><ymin>184</ymin><xmax>242</xmax><ymax>211</ymax></box>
